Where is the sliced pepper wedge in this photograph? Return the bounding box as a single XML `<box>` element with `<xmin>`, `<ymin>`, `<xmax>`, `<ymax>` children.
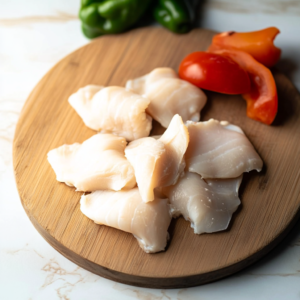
<box><xmin>209</xmin><ymin>27</ymin><xmax>281</xmax><ymax>67</ymax></box>
<box><xmin>210</xmin><ymin>48</ymin><xmax>278</xmax><ymax>125</ymax></box>
<box><xmin>178</xmin><ymin>51</ymin><xmax>251</xmax><ymax>94</ymax></box>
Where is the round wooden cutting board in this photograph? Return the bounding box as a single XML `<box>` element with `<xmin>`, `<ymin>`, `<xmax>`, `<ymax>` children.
<box><xmin>13</xmin><ymin>27</ymin><xmax>300</xmax><ymax>288</ymax></box>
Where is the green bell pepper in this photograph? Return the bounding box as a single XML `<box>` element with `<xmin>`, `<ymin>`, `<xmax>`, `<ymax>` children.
<box><xmin>79</xmin><ymin>0</ymin><xmax>152</xmax><ymax>39</ymax></box>
<box><xmin>153</xmin><ymin>0</ymin><xmax>194</xmax><ymax>34</ymax></box>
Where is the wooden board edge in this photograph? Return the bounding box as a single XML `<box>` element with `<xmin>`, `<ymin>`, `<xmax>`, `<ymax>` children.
<box><xmin>17</xmin><ymin>190</ymin><xmax>300</xmax><ymax>289</ymax></box>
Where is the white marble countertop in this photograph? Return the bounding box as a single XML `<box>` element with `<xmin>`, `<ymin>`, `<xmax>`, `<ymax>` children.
<box><xmin>1</xmin><ymin>1</ymin><xmax>300</xmax><ymax>299</ymax></box>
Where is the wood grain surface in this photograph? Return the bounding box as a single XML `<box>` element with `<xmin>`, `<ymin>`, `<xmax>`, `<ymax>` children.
<box><xmin>13</xmin><ymin>27</ymin><xmax>300</xmax><ymax>288</ymax></box>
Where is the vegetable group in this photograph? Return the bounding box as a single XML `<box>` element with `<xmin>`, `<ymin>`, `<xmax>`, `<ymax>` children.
<box><xmin>179</xmin><ymin>27</ymin><xmax>281</xmax><ymax>125</ymax></box>
<box><xmin>79</xmin><ymin>0</ymin><xmax>195</xmax><ymax>38</ymax></box>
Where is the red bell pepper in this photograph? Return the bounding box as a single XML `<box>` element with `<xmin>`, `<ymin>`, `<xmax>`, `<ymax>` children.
<box><xmin>209</xmin><ymin>27</ymin><xmax>281</xmax><ymax>67</ymax></box>
<box><xmin>178</xmin><ymin>52</ymin><xmax>251</xmax><ymax>94</ymax></box>
<box><xmin>210</xmin><ymin>48</ymin><xmax>278</xmax><ymax>125</ymax></box>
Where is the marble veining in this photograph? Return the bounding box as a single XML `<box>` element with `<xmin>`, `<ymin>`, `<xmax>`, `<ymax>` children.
<box><xmin>1</xmin><ymin>1</ymin><xmax>300</xmax><ymax>299</ymax></box>
<box><xmin>0</xmin><ymin>11</ymin><xmax>78</xmax><ymax>27</ymax></box>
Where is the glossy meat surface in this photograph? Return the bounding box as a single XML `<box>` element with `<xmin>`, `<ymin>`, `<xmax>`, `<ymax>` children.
<box><xmin>125</xmin><ymin>137</ymin><xmax>166</xmax><ymax>203</ymax></box>
<box><xmin>163</xmin><ymin>172</ymin><xmax>242</xmax><ymax>234</ymax></box>
<box><xmin>69</xmin><ymin>85</ymin><xmax>152</xmax><ymax>141</ymax></box>
<box><xmin>186</xmin><ymin>119</ymin><xmax>263</xmax><ymax>178</ymax></box>
<box><xmin>48</xmin><ymin>133</ymin><xmax>136</xmax><ymax>191</ymax></box>
<box><xmin>125</xmin><ymin>115</ymin><xmax>189</xmax><ymax>202</ymax></box>
<box><xmin>126</xmin><ymin>68</ymin><xmax>207</xmax><ymax>128</ymax></box>
<box><xmin>158</xmin><ymin>114</ymin><xmax>189</xmax><ymax>186</ymax></box>
<box><xmin>80</xmin><ymin>188</ymin><xmax>172</xmax><ymax>253</ymax></box>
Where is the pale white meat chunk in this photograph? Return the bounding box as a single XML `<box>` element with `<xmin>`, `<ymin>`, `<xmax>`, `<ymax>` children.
<box><xmin>47</xmin><ymin>133</ymin><xmax>136</xmax><ymax>192</ymax></box>
<box><xmin>158</xmin><ymin>114</ymin><xmax>189</xmax><ymax>186</ymax></box>
<box><xmin>185</xmin><ymin>119</ymin><xmax>263</xmax><ymax>178</ymax></box>
<box><xmin>125</xmin><ymin>114</ymin><xmax>189</xmax><ymax>203</ymax></box>
<box><xmin>69</xmin><ymin>85</ymin><xmax>152</xmax><ymax>141</ymax></box>
<box><xmin>163</xmin><ymin>172</ymin><xmax>242</xmax><ymax>234</ymax></box>
<box><xmin>126</xmin><ymin>68</ymin><xmax>207</xmax><ymax>128</ymax></box>
<box><xmin>80</xmin><ymin>188</ymin><xmax>172</xmax><ymax>253</ymax></box>
<box><xmin>125</xmin><ymin>137</ymin><xmax>166</xmax><ymax>203</ymax></box>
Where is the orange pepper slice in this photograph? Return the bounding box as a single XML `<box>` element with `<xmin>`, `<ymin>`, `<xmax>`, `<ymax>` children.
<box><xmin>210</xmin><ymin>48</ymin><xmax>278</xmax><ymax>125</ymax></box>
<box><xmin>209</xmin><ymin>27</ymin><xmax>281</xmax><ymax>67</ymax></box>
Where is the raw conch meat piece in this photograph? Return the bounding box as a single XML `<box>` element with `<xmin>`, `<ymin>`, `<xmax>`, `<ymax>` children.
<box><xmin>185</xmin><ymin>119</ymin><xmax>263</xmax><ymax>178</ymax></box>
<box><xmin>158</xmin><ymin>114</ymin><xmax>189</xmax><ymax>186</ymax></box>
<box><xmin>80</xmin><ymin>188</ymin><xmax>172</xmax><ymax>253</ymax></box>
<box><xmin>163</xmin><ymin>172</ymin><xmax>243</xmax><ymax>234</ymax></box>
<box><xmin>68</xmin><ymin>85</ymin><xmax>152</xmax><ymax>141</ymax></box>
<box><xmin>126</xmin><ymin>68</ymin><xmax>207</xmax><ymax>128</ymax></box>
<box><xmin>125</xmin><ymin>137</ymin><xmax>165</xmax><ymax>203</ymax></box>
<box><xmin>47</xmin><ymin>133</ymin><xmax>136</xmax><ymax>192</ymax></box>
<box><xmin>125</xmin><ymin>114</ymin><xmax>189</xmax><ymax>203</ymax></box>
